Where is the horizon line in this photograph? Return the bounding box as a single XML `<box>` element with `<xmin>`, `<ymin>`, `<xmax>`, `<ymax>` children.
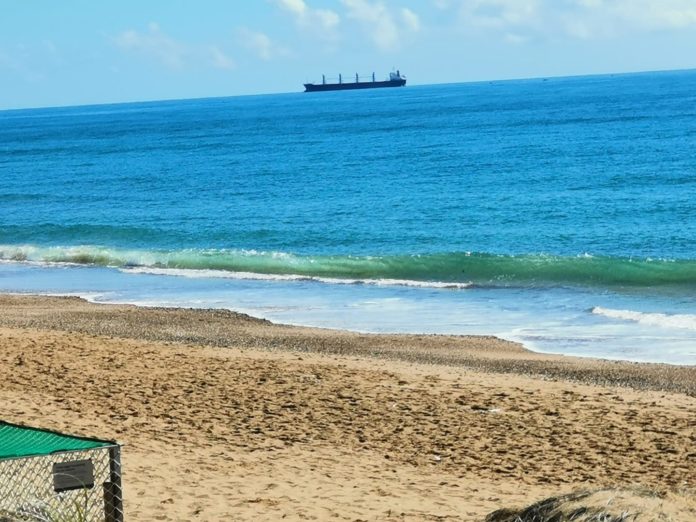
<box><xmin>2</xmin><ymin>66</ymin><xmax>694</xmax><ymax>113</ymax></box>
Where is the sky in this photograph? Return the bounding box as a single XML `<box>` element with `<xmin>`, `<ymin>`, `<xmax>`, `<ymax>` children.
<box><xmin>2</xmin><ymin>0</ymin><xmax>696</xmax><ymax>109</ymax></box>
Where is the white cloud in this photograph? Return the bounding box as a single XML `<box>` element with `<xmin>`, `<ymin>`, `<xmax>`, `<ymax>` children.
<box><xmin>114</xmin><ymin>22</ymin><xmax>186</xmax><ymax>69</ymax></box>
<box><xmin>275</xmin><ymin>0</ymin><xmax>340</xmax><ymax>35</ymax></box>
<box><xmin>277</xmin><ymin>0</ymin><xmax>307</xmax><ymax>16</ymax></box>
<box><xmin>448</xmin><ymin>0</ymin><xmax>696</xmax><ymax>40</ymax></box>
<box><xmin>401</xmin><ymin>8</ymin><xmax>421</xmax><ymax>32</ymax></box>
<box><xmin>574</xmin><ymin>0</ymin><xmax>603</xmax><ymax>7</ymax></box>
<box><xmin>564</xmin><ymin>0</ymin><xmax>696</xmax><ymax>38</ymax></box>
<box><xmin>208</xmin><ymin>45</ymin><xmax>235</xmax><ymax>70</ymax></box>
<box><xmin>504</xmin><ymin>32</ymin><xmax>528</xmax><ymax>44</ymax></box>
<box><xmin>113</xmin><ymin>23</ymin><xmax>238</xmax><ymax>72</ymax></box>
<box><xmin>314</xmin><ymin>8</ymin><xmax>341</xmax><ymax>30</ymax></box>
<box><xmin>458</xmin><ymin>0</ymin><xmax>540</xmax><ymax>29</ymax></box>
<box><xmin>612</xmin><ymin>0</ymin><xmax>696</xmax><ymax>30</ymax></box>
<box><xmin>563</xmin><ymin>19</ymin><xmax>595</xmax><ymax>40</ymax></box>
<box><xmin>237</xmin><ymin>28</ymin><xmax>289</xmax><ymax>61</ymax></box>
<box><xmin>342</xmin><ymin>0</ymin><xmax>398</xmax><ymax>49</ymax></box>
<box><xmin>341</xmin><ymin>0</ymin><xmax>420</xmax><ymax>50</ymax></box>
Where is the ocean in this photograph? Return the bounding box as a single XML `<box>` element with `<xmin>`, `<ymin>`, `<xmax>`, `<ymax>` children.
<box><xmin>1</xmin><ymin>69</ymin><xmax>695</xmax><ymax>365</ymax></box>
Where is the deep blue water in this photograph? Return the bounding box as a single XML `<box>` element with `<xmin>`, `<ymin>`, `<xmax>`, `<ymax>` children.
<box><xmin>2</xmin><ymin>70</ymin><xmax>696</xmax><ymax>364</ymax></box>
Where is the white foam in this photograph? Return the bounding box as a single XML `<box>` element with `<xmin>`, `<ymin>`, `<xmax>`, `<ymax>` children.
<box><xmin>3</xmin><ymin>290</ymin><xmax>106</xmax><ymax>301</ymax></box>
<box><xmin>592</xmin><ymin>306</ymin><xmax>696</xmax><ymax>331</ymax></box>
<box><xmin>121</xmin><ymin>266</ymin><xmax>311</xmax><ymax>281</ymax></box>
<box><xmin>119</xmin><ymin>266</ymin><xmax>471</xmax><ymax>290</ymax></box>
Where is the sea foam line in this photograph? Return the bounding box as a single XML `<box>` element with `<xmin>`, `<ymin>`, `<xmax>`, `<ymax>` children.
<box><xmin>119</xmin><ymin>266</ymin><xmax>472</xmax><ymax>290</ymax></box>
<box><xmin>592</xmin><ymin>306</ymin><xmax>696</xmax><ymax>331</ymax></box>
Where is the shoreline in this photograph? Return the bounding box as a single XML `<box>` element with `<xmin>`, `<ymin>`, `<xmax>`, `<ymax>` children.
<box><xmin>6</xmin><ymin>287</ymin><xmax>696</xmax><ymax>369</ymax></box>
<box><xmin>1</xmin><ymin>293</ymin><xmax>694</xmax><ymax>396</ymax></box>
<box><xmin>1</xmin><ymin>294</ymin><xmax>694</xmax><ymax>520</ymax></box>
<box><xmin>2</xmin><ymin>259</ymin><xmax>696</xmax><ymax>366</ymax></box>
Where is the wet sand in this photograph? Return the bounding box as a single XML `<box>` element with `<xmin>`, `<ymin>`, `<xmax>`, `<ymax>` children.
<box><xmin>0</xmin><ymin>295</ymin><xmax>693</xmax><ymax>520</ymax></box>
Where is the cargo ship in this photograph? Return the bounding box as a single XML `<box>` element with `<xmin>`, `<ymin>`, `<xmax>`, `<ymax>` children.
<box><xmin>304</xmin><ymin>70</ymin><xmax>406</xmax><ymax>92</ymax></box>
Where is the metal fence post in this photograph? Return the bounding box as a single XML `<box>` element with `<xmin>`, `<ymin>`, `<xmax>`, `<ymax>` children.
<box><xmin>104</xmin><ymin>445</ymin><xmax>124</xmax><ymax>522</ymax></box>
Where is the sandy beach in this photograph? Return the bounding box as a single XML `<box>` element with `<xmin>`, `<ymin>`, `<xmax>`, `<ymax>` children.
<box><xmin>0</xmin><ymin>294</ymin><xmax>694</xmax><ymax>521</ymax></box>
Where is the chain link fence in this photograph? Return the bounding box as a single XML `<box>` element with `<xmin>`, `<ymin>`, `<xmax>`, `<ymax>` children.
<box><xmin>0</xmin><ymin>423</ymin><xmax>122</xmax><ymax>522</ymax></box>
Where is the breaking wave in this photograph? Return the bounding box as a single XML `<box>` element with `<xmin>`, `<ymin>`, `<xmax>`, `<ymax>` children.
<box><xmin>592</xmin><ymin>307</ymin><xmax>696</xmax><ymax>331</ymax></box>
<box><xmin>2</xmin><ymin>244</ymin><xmax>696</xmax><ymax>289</ymax></box>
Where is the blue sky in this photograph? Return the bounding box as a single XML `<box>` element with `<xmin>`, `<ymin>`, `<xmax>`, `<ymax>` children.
<box><xmin>2</xmin><ymin>0</ymin><xmax>696</xmax><ymax>109</ymax></box>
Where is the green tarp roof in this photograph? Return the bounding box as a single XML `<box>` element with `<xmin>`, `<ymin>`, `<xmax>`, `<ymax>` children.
<box><xmin>0</xmin><ymin>421</ymin><xmax>115</xmax><ymax>460</ymax></box>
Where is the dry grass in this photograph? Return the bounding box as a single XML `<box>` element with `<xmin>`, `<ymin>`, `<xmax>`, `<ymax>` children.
<box><xmin>485</xmin><ymin>487</ymin><xmax>696</xmax><ymax>522</ymax></box>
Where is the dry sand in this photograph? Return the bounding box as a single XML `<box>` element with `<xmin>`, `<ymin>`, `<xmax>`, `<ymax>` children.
<box><xmin>0</xmin><ymin>295</ymin><xmax>694</xmax><ymax>521</ymax></box>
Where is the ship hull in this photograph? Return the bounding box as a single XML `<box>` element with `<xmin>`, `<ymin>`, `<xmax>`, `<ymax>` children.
<box><xmin>304</xmin><ymin>79</ymin><xmax>406</xmax><ymax>92</ymax></box>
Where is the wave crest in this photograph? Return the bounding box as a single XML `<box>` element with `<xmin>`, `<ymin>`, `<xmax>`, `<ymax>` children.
<box><xmin>2</xmin><ymin>244</ymin><xmax>696</xmax><ymax>289</ymax></box>
<box><xmin>592</xmin><ymin>307</ymin><xmax>696</xmax><ymax>331</ymax></box>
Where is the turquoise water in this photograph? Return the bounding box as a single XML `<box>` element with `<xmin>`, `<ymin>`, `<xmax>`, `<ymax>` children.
<box><xmin>2</xmin><ymin>70</ymin><xmax>696</xmax><ymax>364</ymax></box>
